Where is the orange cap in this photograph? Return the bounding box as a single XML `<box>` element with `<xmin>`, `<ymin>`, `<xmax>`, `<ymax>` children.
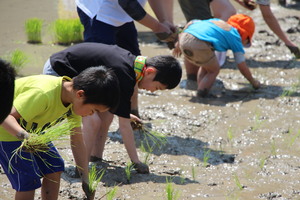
<box><xmin>227</xmin><ymin>14</ymin><xmax>255</xmax><ymax>45</ymax></box>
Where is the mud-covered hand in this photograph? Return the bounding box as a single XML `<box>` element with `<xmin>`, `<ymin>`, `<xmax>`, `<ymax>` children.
<box><xmin>16</xmin><ymin>130</ymin><xmax>29</xmax><ymax>140</ymax></box>
<box><xmin>234</xmin><ymin>0</ymin><xmax>257</xmax><ymax>10</ymax></box>
<box><xmin>132</xmin><ymin>162</ymin><xmax>149</xmax><ymax>174</ymax></box>
<box><xmin>130</xmin><ymin>120</ymin><xmax>143</xmax><ymax>131</ymax></box>
<box><xmin>155</xmin><ymin>31</ymin><xmax>178</xmax><ymax>49</ymax></box>
<box><xmin>251</xmin><ymin>79</ymin><xmax>260</xmax><ymax>90</ymax></box>
<box><xmin>82</xmin><ymin>181</ymin><xmax>95</xmax><ymax>200</ymax></box>
<box><xmin>130</xmin><ymin>113</ymin><xmax>143</xmax><ymax>130</ymax></box>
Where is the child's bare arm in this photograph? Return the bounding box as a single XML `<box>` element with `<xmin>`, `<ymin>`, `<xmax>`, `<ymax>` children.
<box><xmin>118</xmin><ymin>117</ymin><xmax>140</xmax><ymax>162</ymax></box>
<box><xmin>118</xmin><ymin>116</ymin><xmax>149</xmax><ymax>173</ymax></box>
<box><xmin>237</xmin><ymin>61</ymin><xmax>260</xmax><ymax>89</ymax></box>
<box><xmin>70</xmin><ymin>127</ymin><xmax>89</xmax><ymax>182</ymax></box>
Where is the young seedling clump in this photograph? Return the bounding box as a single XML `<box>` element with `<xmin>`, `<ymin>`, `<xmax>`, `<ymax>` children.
<box><xmin>89</xmin><ymin>164</ymin><xmax>105</xmax><ymax>193</ymax></box>
<box><xmin>25</xmin><ymin>18</ymin><xmax>43</xmax><ymax>43</ymax></box>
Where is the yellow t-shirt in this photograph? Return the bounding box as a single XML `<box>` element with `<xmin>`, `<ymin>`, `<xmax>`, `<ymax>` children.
<box><xmin>0</xmin><ymin>75</ymin><xmax>81</xmax><ymax>141</ymax></box>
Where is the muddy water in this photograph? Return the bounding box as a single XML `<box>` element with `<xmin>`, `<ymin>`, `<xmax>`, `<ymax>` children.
<box><xmin>0</xmin><ymin>0</ymin><xmax>300</xmax><ymax>199</ymax></box>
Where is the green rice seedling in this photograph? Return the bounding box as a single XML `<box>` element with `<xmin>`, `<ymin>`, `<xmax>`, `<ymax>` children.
<box><xmin>252</xmin><ymin>111</ymin><xmax>265</xmax><ymax>131</ymax></box>
<box><xmin>7</xmin><ymin>49</ymin><xmax>28</xmax><ymax>74</ymax></box>
<box><xmin>288</xmin><ymin>129</ymin><xmax>300</xmax><ymax>147</ymax></box>
<box><xmin>139</xmin><ymin>143</ymin><xmax>152</xmax><ymax>165</ymax></box>
<box><xmin>202</xmin><ymin>149</ymin><xmax>211</xmax><ymax>167</ymax></box>
<box><xmin>25</xmin><ymin>18</ymin><xmax>43</xmax><ymax>43</ymax></box>
<box><xmin>105</xmin><ymin>185</ymin><xmax>118</xmax><ymax>200</ymax></box>
<box><xmin>226</xmin><ymin>191</ymin><xmax>240</xmax><ymax>200</ymax></box>
<box><xmin>191</xmin><ymin>166</ymin><xmax>196</xmax><ymax>181</ymax></box>
<box><xmin>131</xmin><ymin>120</ymin><xmax>168</xmax><ymax>150</ymax></box>
<box><xmin>165</xmin><ymin>177</ymin><xmax>180</xmax><ymax>200</ymax></box>
<box><xmin>125</xmin><ymin>162</ymin><xmax>134</xmax><ymax>183</ymax></box>
<box><xmin>270</xmin><ymin>139</ymin><xmax>277</xmax><ymax>156</ymax></box>
<box><xmin>179</xmin><ymin>173</ymin><xmax>186</xmax><ymax>184</ymax></box>
<box><xmin>259</xmin><ymin>157</ymin><xmax>267</xmax><ymax>170</ymax></box>
<box><xmin>233</xmin><ymin>174</ymin><xmax>244</xmax><ymax>190</ymax></box>
<box><xmin>52</xmin><ymin>18</ymin><xmax>83</xmax><ymax>45</ymax></box>
<box><xmin>227</xmin><ymin>126</ymin><xmax>234</xmax><ymax>144</ymax></box>
<box><xmin>89</xmin><ymin>164</ymin><xmax>105</xmax><ymax>193</ymax></box>
<box><xmin>281</xmin><ymin>77</ymin><xmax>300</xmax><ymax>97</ymax></box>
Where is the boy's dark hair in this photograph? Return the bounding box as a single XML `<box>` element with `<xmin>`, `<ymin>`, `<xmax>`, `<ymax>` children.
<box><xmin>72</xmin><ymin>66</ymin><xmax>120</xmax><ymax>112</ymax></box>
<box><xmin>146</xmin><ymin>55</ymin><xmax>182</xmax><ymax>89</ymax></box>
<box><xmin>0</xmin><ymin>59</ymin><xmax>16</xmax><ymax>124</ymax></box>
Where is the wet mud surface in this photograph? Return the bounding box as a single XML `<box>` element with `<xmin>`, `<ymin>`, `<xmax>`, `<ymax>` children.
<box><xmin>0</xmin><ymin>0</ymin><xmax>300</xmax><ymax>199</ymax></box>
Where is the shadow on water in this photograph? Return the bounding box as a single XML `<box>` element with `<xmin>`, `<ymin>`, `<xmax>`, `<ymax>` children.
<box><xmin>181</xmin><ymin>58</ymin><xmax>300</xmax><ymax>106</ymax></box>
<box><xmin>61</xmin><ymin>129</ymin><xmax>236</xmax><ymax>186</ymax></box>
<box><xmin>88</xmin><ymin>130</ymin><xmax>236</xmax><ymax>185</ymax></box>
<box><xmin>188</xmin><ymin>83</ymin><xmax>300</xmax><ymax>106</ymax></box>
<box><xmin>63</xmin><ymin>159</ymin><xmax>198</xmax><ymax>187</ymax></box>
<box><xmin>222</xmin><ymin>58</ymin><xmax>300</xmax><ymax>70</ymax></box>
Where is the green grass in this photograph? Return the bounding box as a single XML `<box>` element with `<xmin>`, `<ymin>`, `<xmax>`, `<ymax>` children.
<box><xmin>88</xmin><ymin>164</ymin><xmax>105</xmax><ymax>192</ymax></box>
<box><xmin>52</xmin><ymin>18</ymin><xmax>83</xmax><ymax>45</ymax></box>
<box><xmin>25</xmin><ymin>18</ymin><xmax>43</xmax><ymax>43</ymax></box>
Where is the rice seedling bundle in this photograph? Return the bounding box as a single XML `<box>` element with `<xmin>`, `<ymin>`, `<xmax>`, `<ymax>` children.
<box><xmin>8</xmin><ymin>49</ymin><xmax>28</xmax><ymax>74</ymax></box>
<box><xmin>52</xmin><ymin>18</ymin><xmax>83</xmax><ymax>45</ymax></box>
<box><xmin>131</xmin><ymin>120</ymin><xmax>168</xmax><ymax>149</ymax></box>
<box><xmin>14</xmin><ymin>121</ymin><xmax>76</xmax><ymax>155</ymax></box>
<box><xmin>25</xmin><ymin>18</ymin><xmax>43</xmax><ymax>43</ymax></box>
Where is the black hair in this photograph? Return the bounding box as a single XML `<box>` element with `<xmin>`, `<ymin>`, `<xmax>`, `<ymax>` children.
<box><xmin>146</xmin><ymin>55</ymin><xmax>182</xmax><ymax>89</ymax></box>
<box><xmin>0</xmin><ymin>59</ymin><xmax>16</xmax><ymax>124</ymax></box>
<box><xmin>72</xmin><ymin>66</ymin><xmax>120</xmax><ymax>112</ymax></box>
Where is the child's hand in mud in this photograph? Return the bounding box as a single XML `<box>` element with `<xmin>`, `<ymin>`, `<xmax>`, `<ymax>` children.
<box><xmin>82</xmin><ymin>181</ymin><xmax>95</xmax><ymax>200</ymax></box>
<box><xmin>155</xmin><ymin>31</ymin><xmax>179</xmax><ymax>49</ymax></box>
<box><xmin>252</xmin><ymin>79</ymin><xmax>261</xmax><ymax>90</ymax></box>
<box><xmin>132</xmin><ymin>162</ymin><xmax>150</xmax><ymax>174</ymax></box>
